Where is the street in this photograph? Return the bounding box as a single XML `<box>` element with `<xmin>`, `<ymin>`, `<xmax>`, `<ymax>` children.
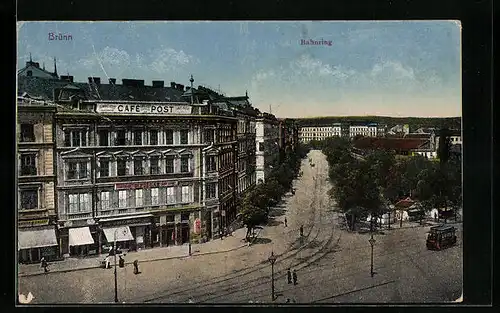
<box><xmin>18</xmin><ymin>150</ymin><xmax>462</xmax><ymax>304</ymax></box>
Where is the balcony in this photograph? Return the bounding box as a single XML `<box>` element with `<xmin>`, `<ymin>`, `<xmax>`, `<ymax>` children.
<box><xmin>61</xmin><ymin>211</ymin><xmax>93</xmax><ymax>220</ymax></box>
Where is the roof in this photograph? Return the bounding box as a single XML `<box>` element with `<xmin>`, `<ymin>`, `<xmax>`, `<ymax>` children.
<box><xmin>430</xmin><ymin>225</ymin><xmax>455</xmax><ymax>232</ymax></box>
<box><xmin>18</xmin><ymin>76</ymin><xmax>186</xmax><ymax>102</ymax></box>
<box><xmin>18</xmin><ymin>61</ymin><xmax>58</xmax><ymax>79</ymax></box>
<box><xmin>394</xmin><ymin>197</ymin><xmax>415</xmax><ymax>209</ymax></box>
<box><xmin>353</xmin><ymin>137</ymin><xmax>429</xmax><ymax>151</ymax></box>
<box><xmin>404</xmin><ymin>133</ymin><xmax>431</xmax><ymax>139</ymax></box>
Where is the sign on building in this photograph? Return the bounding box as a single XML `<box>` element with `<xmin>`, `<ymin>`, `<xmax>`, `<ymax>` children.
<box><xmin>115</xmin><ymin>180</ymin><xmax>176</xmax><ymax>190</ymax></box>
<box><xmin>96</xmin><ymin>103</ymin><xmax>193</xmax><ymax>115</ymax></box>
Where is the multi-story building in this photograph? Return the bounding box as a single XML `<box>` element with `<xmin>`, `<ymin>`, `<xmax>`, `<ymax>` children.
<box><xmin>18</xmin><ymin>75</ymin><xmax>239</xmax><ymax>257</ymax></box>
<box><xmin>255</xmin><ymin>113</ymin><xmax>280</xmax><ymax>183</ymax></box>
<box><xmin>298</xmin><ymin>125</ymin><xmax>334</xmax><ymax>143</ymax></box>
<box><xmin>278</xmin><ymin>118</ymin><xmax>299</xmax><ymax>157</ymax></box>
<box><xmin>18</xmin><ymin>55</ymin><xmax>59</xmax><ymax>79</ymax></box>
<box><xmin>348</xmin><ymin>123</ymin><xmax>378</xmax><ymax>138</ymax></box>
<box><xmin>17</xmin><ymin>96</ymin><xmax>59</xmax><ymax>263</ymax></box>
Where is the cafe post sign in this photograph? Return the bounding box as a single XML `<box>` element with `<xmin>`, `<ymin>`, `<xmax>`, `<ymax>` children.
<box><xmin>96</xmin><ymin>102</ymin><xmax>192</xmax><ymax>115</ymax></box>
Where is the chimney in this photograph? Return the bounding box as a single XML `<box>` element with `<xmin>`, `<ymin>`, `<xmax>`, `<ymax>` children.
<box><xmin>122</xmin><ymin>79</ymin><xmax>145</xmax><ymax>87</ymax></box>
<box><xmin>152</xmin><ymin>80</ymin><xmax>164</xmax><ymax>88</ymax></box>
<box><xmin>185</xmin><ymin>86</ymin><xmax>191</xmax><ymax>91</ymax></box>
<box><xmin>170</xmin><ymin>82</ymin><xmax>176</xmax><ymax>88</ymax></box>
<box><xmin>177</xmin><ymin>84</ymin><xmax>184</xmax><ymax>91</ymax></box>
<box><xmin>60</xmin><ymin>75</ymin><xmax>74</xmax><ymax>83</ymax></box>
<box><xmin>88</xmin><ymin>77</ymin><xmax>101</xmax><ymax>84</ymax></box>
<box><xmin>109</xmin><ymin>78</ymin><xmax>116</xmax><ymax>84</ymax></box>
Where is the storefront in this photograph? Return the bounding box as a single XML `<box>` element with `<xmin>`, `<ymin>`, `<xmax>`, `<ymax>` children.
<box><xmin>18</xmin><ymin>226</ymin><xmax>59</xmax><ymax>264</ymax></box>
<box><xmin>68</xmin><ymin>226</ymin><xmax>97</xmax><ymax>257</ymax></box>
<box><xmin>98</xmin><ymin>214</ymin><xmax>153</xmax><ymax>252</ymax></box>
<box><xmin>152</xmin><ymin>214</ymin><xmax>175</xmax><ymax>247</ymax></box>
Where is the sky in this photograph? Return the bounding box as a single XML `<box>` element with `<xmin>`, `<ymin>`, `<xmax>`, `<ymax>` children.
<box><xmin>17</xmin><ymin>21</ymin><xmax>461</xmax><ymax>118</ymax></box>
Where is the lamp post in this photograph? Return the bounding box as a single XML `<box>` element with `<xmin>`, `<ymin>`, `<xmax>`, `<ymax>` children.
<box><xmin>268</xmin><ymin>251</ymin><xmax>277</xmax><ymax>301</ymax></box>
<box><xmin>368</xmin><ymin>223</ymin><xmax>375</xmax><ymax>278</ymax></box>
<box><xmin>188</xmin><ymin>220</ymin><xmax>192</xmax><ymax>256</ymax></box>
<box><xmin>113</xmin><ymin>229</ymin><xmax>119</xmax><ymax>303</ymax></box>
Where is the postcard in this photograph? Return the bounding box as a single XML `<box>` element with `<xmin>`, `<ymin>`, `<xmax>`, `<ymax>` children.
<box><xmin>16</xmin><ymin>20</ymin><xmax>462</xmax><ymax>304</ymax></box>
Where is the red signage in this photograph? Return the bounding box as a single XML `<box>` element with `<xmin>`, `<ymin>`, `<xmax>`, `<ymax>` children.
<box><xmin>194</xmin><ymin>218</ymin><xmax>201</xmax><ymax>234</ymax></box>
<box><xmin>115</xmin><ymin>180</ymin><xmax>176</xmax><ymax>190</ymax></box>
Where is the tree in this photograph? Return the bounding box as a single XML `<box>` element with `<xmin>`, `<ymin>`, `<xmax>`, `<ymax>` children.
<box><xmin>437</xmin><ymin>127</ymin><xmax>451</xmax><ymax>165</ymax></box>
<box><xmin>240</xmin><ymin>189</ymin><xmax>268</xmax><ymax>241</ymax></box>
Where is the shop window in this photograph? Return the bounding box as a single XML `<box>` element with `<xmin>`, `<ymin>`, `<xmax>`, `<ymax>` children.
<box><xmin>20</xmin><ymin>188</ymin><xmax>38</xmax><ymax>210</ymax></box>
<box><xmin>180</xmin><ymin>130</ymin><xmax>189</xmax><ymax>144</ymax></box>
<box><xmin>180</xmin><ymin>156</ymin><xmax>189</xmax><ymax>172</ymax></box>
<box><xmin>20</xmin><ymin>153</ymin><xmax>37</xmax><ymax>176</ymax></box>
<box><xmin>165</xmin><ymin>156</ymin><xmax>174</xmax><ymax>173</ymax></box>
<box><xmin>166</xmin><ymin>187</ymin><xmax>176</xmax><ymax>204</ymax></box>
<box><xmin>20</xmin><ymin>124</ymin><xmax>35</xmax><ymax>142</ymax></box>
<box><xmin>150</xmin><ymin>130</ymin><xmax>158</xmax><ymax>145</ymax></box>
<box><xmin>165</xmin><ymin>130</ymin><xmax>174</xmax><ymax>145</ymax></box>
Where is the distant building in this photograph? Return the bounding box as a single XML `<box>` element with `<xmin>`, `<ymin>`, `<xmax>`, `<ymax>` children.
<box><xmin>349</xmin><ymin>123</ymin><xmax>378</xmax><ymax>138</ymax></box>
<box><xmin>255</xmin><ymin>113</ymin><xmax>280</xmax><ymax>183</ymax></box>
<box><xmin>18</xmin><ymin>55</ymin><xmax>59</xmax><ymax>79</ymax></box>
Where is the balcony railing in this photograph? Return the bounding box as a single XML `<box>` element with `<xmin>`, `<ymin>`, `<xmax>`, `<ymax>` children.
<box><xmin>62</xmin><ymin>211</ymin><xmax>92</xmax><ymax>220</ymax></box>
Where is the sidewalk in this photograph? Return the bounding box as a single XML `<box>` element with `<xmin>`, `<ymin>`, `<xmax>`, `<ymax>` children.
<box><xmin>18</xmin><ymin>227</ymin><xmax>252</xmax><ymax>277</ymax></box>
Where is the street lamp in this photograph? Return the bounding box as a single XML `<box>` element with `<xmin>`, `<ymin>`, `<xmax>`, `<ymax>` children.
<box><xmin>368</xmin><ymin>226</ymin><xmax>376</xmax><ymax>278</ymax></box>
<box><xmin>188</xmin><ymin>220</ymin><xmax>192</xmax><ymax>256</ymax></box>
<box><xmin>113</xmin><ymin>228</ymin><xmax>127</xmax><ymax>303</ymax></box>
<box><xmin>268</xmin><ymin>251</ymin><xmax>277</xmax><ymax>301</ymax></box>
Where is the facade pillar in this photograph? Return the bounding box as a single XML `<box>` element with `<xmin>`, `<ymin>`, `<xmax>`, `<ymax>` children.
<box><xmin>98</xmin><ymin>230</ymin><xmax>102</xmax><ymax>255</ymax></box>
<box><xmin>159</xmin><ymin>225</ymin><xmax>163</xmax><ymax>247</ymax></box>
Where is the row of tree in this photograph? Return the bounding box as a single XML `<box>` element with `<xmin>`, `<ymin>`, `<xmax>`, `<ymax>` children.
<box><xmin>320</xmin><ymin>133</ymin><xmax>461</xmax><ymax>230</ymax></box>
<box><xmin>240</xmin><ymin>144</ymin><xmax>310</xmax><ymax>240</ymax></box>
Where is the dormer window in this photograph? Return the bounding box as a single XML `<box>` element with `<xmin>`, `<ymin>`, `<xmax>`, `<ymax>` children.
<box><xmin>26</xmin><ymin>70</ymin><xmax>33</xmax><ymax>77</ymax></box>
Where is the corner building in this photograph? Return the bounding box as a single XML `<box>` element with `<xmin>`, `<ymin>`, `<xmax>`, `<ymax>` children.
<box><xmin>19</xmin><ymin>76</ymin><xmax>238</xmax><ymax>257</ymax></box>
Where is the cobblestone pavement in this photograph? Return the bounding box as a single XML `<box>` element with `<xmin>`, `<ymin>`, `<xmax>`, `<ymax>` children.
<box><xmin>17</xmin><ymin>150</ymin><xmax>462</xmax><ymax>304</ymax></box>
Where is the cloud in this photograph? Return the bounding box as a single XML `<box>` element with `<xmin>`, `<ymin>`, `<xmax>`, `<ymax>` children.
<box><xmin>149</xmin><ymin>47</ymin><xmax>198</xmax><ymax>73</ymax></box>
<box><xmin>80</xmin><ymin>47</ymin><xmax>132</xmax><ymax>70</ymax></box>
<box><xmin>291</xmin><ymin>54</ymin><xmax>356</xmax><ymax>80</ymax></box>
<box><xmin>370</xmin><ymin>60</ymin><xmax>415</xmax><ymax>80</ymax></box>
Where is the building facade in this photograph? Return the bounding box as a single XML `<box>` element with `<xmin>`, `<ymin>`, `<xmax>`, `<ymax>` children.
<box><xmin>17</xmin><ymin>96</ymin><xmax>59</xmax><ymax>263</ymax></box>
<box><xmin>18</xmin><ymin>76</ymin><xmax>241</xmax><ymax>258</ymax></box>
<box><xmin>255</xmin><ymin>113</ymin><xmax>280</xmax><ymax>183</ymax></box>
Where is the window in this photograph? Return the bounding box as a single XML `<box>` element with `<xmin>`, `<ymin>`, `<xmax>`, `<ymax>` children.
<box><xmin>181</xmin><ymin>156</ymin><xmax>189</xmax><ymax>172</ymax></box>
<box><xmin>20</xmin><ymin>154</ymin><xmax>37</xmax><ymax>176</ymax></box>
<box><xmin>204</xmin><ymin>129</ymin><xmax>214</xmax><ymax>144</ymax></box>
<box><xmin>27</xmin><ymin>70</ymin><xmax>32</xmax><ymax>76</ymax></box>
<box><xmin>20</xmin><ymin>124</ymin><xmax>35</xmax><ymax>142</ymax></box>
<box><xmin>116</xmin><ymin>130</ymin><xmax>126</xmax><ymax>146</ymax></box>
<box><xmin>117</xmin><ymin>158</ymin><xmax>127</xmax><ymax>176</ymax></box>
<box><xmin>165</xmin><ymin>156</ymin><xmax>174</xmax><ymax>173</ymax></box>
<box><xmin>206</xmin><ymin>183</ymin><xmax>216</xmax><ymax>199</ymax></box>
<box><xmin>206</xmin><ymin>156</ymin><xmax>216</xmax><ymax>172</ymax></box>
<box><xmin>150</xmin><ymin>130</ymin><xmax>158</xmax><ymax>145</ymax></box>
<box><xmin>64</xmin><ymin>130</ymin><xmax>87</xmax><ymax>147</ymax></box>
<box><xmin>181</xmin><ymin>186</ymin><xmax>191</xmax><ymax>203</ymax></box>
<box><xmin>166</xmin><ymin>187</ymin><xmax>176</xmax><ymax>204</ymax></box>
<box><xmin>134</xmin><ymin>130</ymin><xmax>143</xmax><ymax>145</ymax></box>
<box><xmin>100</xmin><ymin>191</ymin><xmax>110</xmax><ymax>210</ymax></box>
<box><xmin>99</xmin><ymin>160</ymin><xmax>110</xmax><ymax>177</ymax></box>
<box><xmin>135</xmin><ymin>189</ymin><xmax>143</xmax><ymax>206</ymax></box>
<box><xmin>181</xmin><ymin>213</ymin><xmax>190</xmax><ymax>221</ymax></box>
<box><xmin>67</xmin><ymin>161</ymin><xmax>87</xmax><ymax>179</ymax></box>
<box><xmin>134</xmin><ymin>158</ymin><xmax>143</xmax><ymax>175</ymax></box>
<box><xmin>151</xmin><ymin>188</ymin><xmax>159</xmax><ymax>205</ymax></box>
<box><xmin>68</xmin><ymin>193</ymin><xmax>90</xmax><ymax>213</ymax></box>
<box><xmin>180</xmin><ymin>130</ymin><xmax>189</xmax><ymax>144</ymax></box>
<box><xmin>118</xmin><ymin>190</ymin><xmax>127</xmax><ymax>208</ymax></box>
<box><xmin>150</xmin><ymin>157</ymin><xmax>159</xmax><ymax>175</ymax></box>
<box><xmin>98</xmin><ymin>129</ymin><xmax>109</xmax><ymax>146</ymax></box>
<box><xmin>20</xmin><ymin>189</ymin><xmax>38</xmax><ymax>210</ymax></box>
<box><xmin>165</xmin><ymin>130</ymin><xmax>174</xmax><ymax>144</ymax></box>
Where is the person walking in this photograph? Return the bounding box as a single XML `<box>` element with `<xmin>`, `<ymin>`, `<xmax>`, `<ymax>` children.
<box><xmin>133</xmin><ymin>259</ymin><xmax>140</xmax><ymax>274</ymax></box>
<box><xmin>40</xmin><ymin>257</ymin><xmax>49</xmax><ymax>273</ymax></box>
<box><xmin>287</xmin><ymin>268</ymin><xmax>292</xmax><ymax>284</ymax></box>
<box><xmin>292</xmin><ymin>269</ymin><xmax>298</xmax><ymax>285</ymax></box>
<box><xmin>299</xmin><ymin>225</ymin><xmax>304</xmax><ymax>237</ymax></box>
<box><xmin>284</xmin><ymin>217</ymin><xmax>288</xmax><ymax>227</ymax></box>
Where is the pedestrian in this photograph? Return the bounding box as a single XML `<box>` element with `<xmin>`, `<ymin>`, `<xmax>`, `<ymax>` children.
<box><xmin>119</xmin><ymin>255</ymin><xmax>125</xmax><ymax>268</ymax></box>
<box><xmin>300</xmin><ymin>225</ymin><xmax>304</xmax><ymax>237</ymax></box>
<box><xmin>286</xmin><ymin>298</ymin><xmax>290</xmax><ymax>303</ymax></box>
<box><xmin>292</xmin><ymin>269</ymin><xmax>297</xmax><ymax>285</ymax></box>
<box><xmin>133</xmin><ymin>259</ymin><xmax>139</xmax><ymax>274</ymax></box>
<box><xmin>434</xmin><ymin>212</ymin><xmax>438</xmax><ymax>221</ymax></box>
<box><xmin>40</xmin><ymin>257</ymin><xmax>48</xmax><ymax>273</ymax></box>
<box><xmin>287</xmin><ymin>268</ymin><xmax>292</xmax><ymax>284</ymax></box>
<box><xmin>284</xmin><ymin>217</ymin><xmax>288</xmax><ymax>227</ymax></box>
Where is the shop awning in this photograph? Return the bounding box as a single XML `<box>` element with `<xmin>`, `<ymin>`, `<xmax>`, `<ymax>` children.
<box><xmin>103</xmin><ymin>226</ymin><xmax>134</xmax><ymax>242</ymax></box>
<box><xmin>18</xmin><ymin>227</ymin><xmax>58</xmax><ymax>250</ymax></box>
<box><xmin>69</xmin><ymin>227</ymin><xmax>95</xmax><ymax>247</ymax></box>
